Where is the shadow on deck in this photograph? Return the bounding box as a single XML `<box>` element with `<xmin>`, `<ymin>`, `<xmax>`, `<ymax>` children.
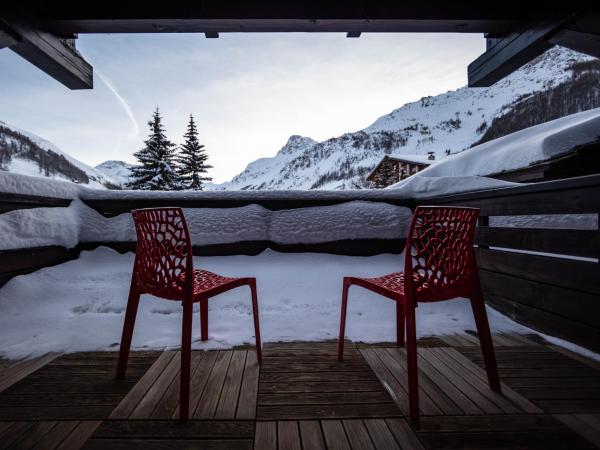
<box><xmin>0</xmin><ymin>334</ymin><xmax>599</xmax><ymax>449</ymax></box>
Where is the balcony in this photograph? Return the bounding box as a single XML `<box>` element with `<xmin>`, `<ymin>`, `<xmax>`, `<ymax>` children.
<box><xmin>0</xmin><ymin>174</ymin><xmax>598</xmax><ymax>448</ymax></box>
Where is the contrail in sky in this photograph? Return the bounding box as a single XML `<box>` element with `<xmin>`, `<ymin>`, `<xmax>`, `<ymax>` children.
<box><xmin>94</xmin><ymin>68</ymin><xmax>140</xmax><ymax>137</ymax></box>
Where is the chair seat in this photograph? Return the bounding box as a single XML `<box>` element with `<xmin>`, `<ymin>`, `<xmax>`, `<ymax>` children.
<box><xmin>360</xmin><ymin>272</ymin><xmax>406</xmax><ymax>294</ymax></box>
<box><xmin>190</xmin><ymin>269</ymin><xmax>247</xmax><ymax>297</ymax></box>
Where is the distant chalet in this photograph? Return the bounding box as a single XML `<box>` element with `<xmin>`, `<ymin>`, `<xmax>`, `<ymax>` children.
<box><xmin>367</xmin><ymin>153</ymin><xmax>437</xmax><ymax>188</ymax></box>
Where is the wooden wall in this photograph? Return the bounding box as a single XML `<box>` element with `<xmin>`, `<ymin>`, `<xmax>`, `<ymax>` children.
<box><xmin>424</xmin><ymin>174</ymin><xmax>600</xmax><ymax>352</ymax></box>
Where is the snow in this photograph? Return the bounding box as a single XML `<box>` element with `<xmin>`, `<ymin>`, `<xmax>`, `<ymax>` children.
<box><xmin>0</xmin><ymin>120</ymin><xmax>117</xmax><ymax>189</ymax></box>
<box><xmin>389</xmin><ymin>175</ymin><xmax>516</xmax><ymax>198</ymax></box>
<box><xmin>408</xmin><ymin>107</ymin><xmax>600</xmax><ymax>179</ymax></box>
<box><xmin>269</xmin><ymin>202</ymin><xmax>412</xmax><ymax>244</ymax></box>
<box><xmin>387</xmin><ymin>154</ymin><xmax>437</xmax><ymax>165</ymax></box>
<box><xmin>0</xmin><ymin>171</ymin><xmax>79</xmax><ymax>199</ymax></box>
<box><xmin>0</xmin><ymin>247</ymin><xmax>535</xmax><ymax>359</ymax></box>
<box><xmin>95</xmin><ymin>160</ymin><xmax>133</xmax><ymax>187</ymax></box>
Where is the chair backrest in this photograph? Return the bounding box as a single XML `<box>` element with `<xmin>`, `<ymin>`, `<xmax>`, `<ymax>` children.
<box><xmin>403</xmin><ymin>206</ymin><xmax>480</xmax><ymax>303</ymax></box>
<box><xmin>131</xmin><ymin>207</ymin><xmax>193</xmax><ymax>300</ymax></box>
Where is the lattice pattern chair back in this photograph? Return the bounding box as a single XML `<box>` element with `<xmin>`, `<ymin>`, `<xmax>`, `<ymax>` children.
<box><xmin>131</xmin><ymin>207</ymin><xmax>193</xmax><ymax>300</ymax></box>
<box><xmin>404</xmin><ymin>206</ymin><xmax>479</xmax><ymax>303</ymax></box>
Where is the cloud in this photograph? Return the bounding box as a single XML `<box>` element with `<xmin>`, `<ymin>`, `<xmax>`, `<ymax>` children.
<box><xmin>94</xmin><ymin>68</ymin><xmax>140</xmax><ymax>137</ymax></box>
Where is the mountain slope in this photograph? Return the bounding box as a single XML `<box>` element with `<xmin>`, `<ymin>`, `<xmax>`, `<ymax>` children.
<box><xmin>95</xmin><ymin>160</ymin><xmax>134</xmax><ymax>187</ymax></box>
<box><xmin>214</xmin><ymin>46</ymin><xmax>600</xmax><ymax>190</ymax></box>
<box><xmin>0</xmin><ymin>121</ymin><xmax>118</xmax><ymax>189</ymax></box>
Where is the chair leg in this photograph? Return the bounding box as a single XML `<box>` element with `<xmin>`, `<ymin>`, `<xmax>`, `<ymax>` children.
<box><xmin>396</xmin><ymin>300</ymin><xmax>405</xmax><ymax>347</ymax></box>
<box><xmin>200</xmin><ymin>297</ymin><xmax>209</xmax><ymax>341</ymax></box>
<box><xmin>338</xmin><ymin>278</ymin><xmax>351</xmax><ymax>361</ymax></box>
<box><xmin>405</xmin><ymin>300</ymin><xmax>419</xmax><ymax>427</ymax></box>
<box><xmin>249</xmin><ymin>280</ymin><xmax>262</xmax><ymax>363</ymax></box>
<box><xmin>116</xmin><ymin>283</ymin><xmax>140</xmax><ymax>380</ymax></box>
<box><xmin>470</xmin><ymin>288</ymin><xmax>501</xmax><ymax>393</ymax></box>
<box><xmin>180</xmin><ymin>298</ymin><xmax>193</xmax><ymax>420</ymax></box>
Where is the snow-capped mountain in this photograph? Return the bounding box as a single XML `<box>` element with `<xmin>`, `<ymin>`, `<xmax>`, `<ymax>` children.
<box><xmin>213</xmin><ymin>46</ymin><xmax>600</xmax><ymax>190</ymax></box>
<box><xmin>0</xmin><ymin>121</ymin><xmax>119</xmax><ymax>189</ymax></box>
<box><xmin>218</xmin><ymin>135</ymin><xmax>318</xmax><ymax>190</ymax></box>
<box><xmin>95</xmin><ymin>160</ymin><xmax>134</xmax><ymax>187</ymax></box>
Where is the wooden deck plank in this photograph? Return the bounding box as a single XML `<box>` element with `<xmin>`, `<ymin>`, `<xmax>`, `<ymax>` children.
<box><xmin>83</xmin><ymin>438</ymin><xmax>253</xmax><ymax>449</ymax></box>
<box><xmin>195</xmin><ymin>350</ymin><xmax>233</xmax><ymax>419</ymax></box>
<box><xmin>417</xmin><ymin>348</ymin><xmax>503</xmax><ymax>415</ymax></box>
<box><xmin>277</xmin><ymin>420</ymin><xmax>301</xmax><ymax>450</ymax></box>
<box><xmin>254</xmin><ymin>421</ymin><xmax>277</xmax><ymax>450</ymax></box>
<box><xmin>187</xmin><ymin>351</ymin><xmax>218</xmax><ymax>418</ymax></box>
<box><xmin>555</xmin><ymin>414</ymin><xmax>600</xmax><ymax>447</ymax></box>
<box><xmin>109</xmin><ymin>351</ymin><xmax>174</xmax><ymax>419</ymax></box>
<box><xmin>321</xmin><ymin>420</ymin><xmax>351</xmax><ymax>450</ymax></box>
<box><xmin>299</xmin><ymin>420</ymin><xmax>326</xmax><ymax>450</ymax></box>
<box><xmin>236</xmin><ymin>350</ymin><xmax>259</xmax><ymax>420</ymax></box>
<box><xmin>364</xmin><ymin>418</ymin><xmax>400</xmax><ymax>450</ymax></box>
<box><xmin>257</xmin><ymin>403</ymin><xmax>402</xmax><ymax>420</ymax></box>
<box><xmin>92</xmin><ymin>420</ymin><xmax>254</xmax><ymax>438</ymax></box>
<box><xmin>368</xmin><ymin>348</ymin><xmax>441</xmax><ymax>415</ymax></box>
<box><xmin>409</xmin><ymin>349</ymin><xmax>477</xmax><ymax>415</ymax></box>
<box><xmin>1</xmin><ymin>421</ymin><xmax>35</xmax><ymax>448</ymax></box>
<box><xmin>216</xmin><ymin>350</ymin><xmax>247</xmax><ymax>419</ymax></box>
<box><xmin>425</xmin><ymin>347</ymin><xmax>522</xmax><ymax>414</ymax></box>
<box><xmin>258</xmin><ymin>391</ymin><xmax>393</xmax><ymax>406</ymax></box>
<box><xmin>259</xmin><ymin>381</ymin><xmax>384</xmax><ymax>394</ymax></box>
<box><xmin>0</xmin><ymin>353</ymin><xmax>59</xmax><ymax>393</ymax></box>
<box><xmin>385</xmin><ymin>418</ymin><xmax>425</xmax><ymax>449</ymax></box>
<box><xmin>31</xmin><ymin>420</ymin><xmax>79</xmax><ymax>450</ymax></box>
<box><xmin>56</xmin><ymin>420</ymin><xmax>102</xmax><ymax>450</ymax></box>
<box><xmin>2</xmin><ymin>341</ymin><xmax>600</xmax><ymax>449</ymax></box>
<box><xmin>418</xmin><ymin>414</ymin><xmax>565</xmax><ymax>432</ymax></box>
<box><xmin>343</xmin><ymin>419</ymin><xmax>375</xmax><ymax>450</ymax></box>
<box><xmin>440</xmin><ymin>347</ymin><xmax>542</xmax><ymax>413</ymax></box>
<box><xmin>6</xmin><ymin>420</ymin><xmax>56</xmax><ymax>449</ymax></box>
<box><xmin>359</xmin><ymin>349</ymin><xmax>410</xmax><ymax>415</ymax></box>
<box><xmin>130</xmin><ymin>351</ymin><xmax>181</xmax><ymax>419</ymax></box>
<box><xmin>260</xmin><ymin>371</ymin><xmax>376</xmax><ymax>382</ymax></box>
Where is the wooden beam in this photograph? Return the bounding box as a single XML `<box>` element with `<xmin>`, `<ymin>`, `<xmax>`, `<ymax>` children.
<box><xmin>549</xmin><ymin>13</ymin><xmax>600</xmax><ymax>58</ymax></box>
<box><xmin>468</xmin><ymin>18</ymin><xmax>574</xmax><ymax>87</ymax></box>
<box><xmin>1</xmin><ymin>18</ymin><xmax>92</xmax><ymax>89</ymax></box>
<box><xmin>551</xmin><ymin>29</ymin><xmax>600</xmax><ymax>58</ymax></box>
<box><xmin>0</xmin><ymin>21</ymin><xmax>19</xmax><ymax>48</ymax></box>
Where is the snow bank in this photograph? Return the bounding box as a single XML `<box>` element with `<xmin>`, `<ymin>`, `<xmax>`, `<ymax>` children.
<box><xmin>79</xmin><ymin>201</ymin><xmax>411</xmax><ymax>247</ymax></box>
<box><xmin>270</xmin><ymin>202</ymin><xmax>412</xmax><ymax>244</ymax></box>
<box><xmin>0</xmin><ymin>205</ymin><xmax>80</xmax><ymax>249</ymax></box>
<box><xmin>409</xmin><ymin>107</ymin><xmax>600</xmax><ymax>179</ymax></box>
<box><xmin>389</xmin><ymin>175</ymin><xmax>517</xmax><ymax>198</ymax></box>
<box><xmin>0</xmin><ymin>171</ymin><xmax>79</xmax><ymax>199</ymax></box>
<box><xmin>0</xmin><ymin>247</ymin><xmax>535</xmax><ymax>359</ymax></box>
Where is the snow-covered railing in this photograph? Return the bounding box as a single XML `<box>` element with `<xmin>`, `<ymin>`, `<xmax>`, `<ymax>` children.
<box><xmin>1</xmin><ymin>171</ymin><xmax>599</xmax><ymax>353</ymax></box>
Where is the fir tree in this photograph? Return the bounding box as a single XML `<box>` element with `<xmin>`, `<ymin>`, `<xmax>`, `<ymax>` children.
<box><xmin>177</xmin><ymin>115</ymin><xmax>212</xmax><ymax>190</ymax></box>
<box><xmin>127</xmin><ymin>108</ymin><xmax>182</xmax><ymax>190</ymax></box>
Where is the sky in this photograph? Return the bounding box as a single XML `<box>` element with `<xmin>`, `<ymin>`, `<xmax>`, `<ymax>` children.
<box><xmin>0</xmin><ymin>33</ymin><xmax>484</xmax><ymax>183</ymax></box>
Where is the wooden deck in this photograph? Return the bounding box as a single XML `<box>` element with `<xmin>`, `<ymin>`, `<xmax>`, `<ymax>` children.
<box><xmin>0</xmin><ymin>334</ymin><xmax>599</xmax><ymax>449</ymax></box>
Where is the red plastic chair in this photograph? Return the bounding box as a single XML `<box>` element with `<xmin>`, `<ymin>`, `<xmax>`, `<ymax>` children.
<box><xmin>337</xmin><ymin>206</ymin><xmax>500</xmax><ymax>426</ymax></box>
<box><xmin>116</xmin><ymin>207</ymin><xmax>262</xmax><ymax>420</ymax></box>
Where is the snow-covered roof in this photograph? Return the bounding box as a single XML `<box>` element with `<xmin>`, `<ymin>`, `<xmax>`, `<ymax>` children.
<box><xmin>386</xmin><ymin>154</ymin><xmax>436</xmax><ymax>165</ymax></box>
<box><xmin>400</xmin><ymin>107</ymin><xmax>600</xmax><ymax>181</ymax></box>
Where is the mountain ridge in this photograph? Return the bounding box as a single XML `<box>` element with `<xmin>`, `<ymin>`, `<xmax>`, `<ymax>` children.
<box><xmin>213</xmin><ymin>46</ymin><xmax>600</xmax><ymax>190</ymax></box>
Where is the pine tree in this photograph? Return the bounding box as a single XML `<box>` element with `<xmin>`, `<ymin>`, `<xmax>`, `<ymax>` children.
<box><xmin>127</xmin><ymin>108</ymin><xmax>182</xmax><ymax>190</ymax></box>
<box><xmin>177</xmin><ymin>115</ymin><xmax>212</xmax><ymax>190</ymax></box>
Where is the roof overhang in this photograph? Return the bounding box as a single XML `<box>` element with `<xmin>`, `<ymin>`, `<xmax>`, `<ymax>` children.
<box><xmin>1</xmin><ymin>3</ymin><xmax>598</xmax><ymax>90</ymax></box>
